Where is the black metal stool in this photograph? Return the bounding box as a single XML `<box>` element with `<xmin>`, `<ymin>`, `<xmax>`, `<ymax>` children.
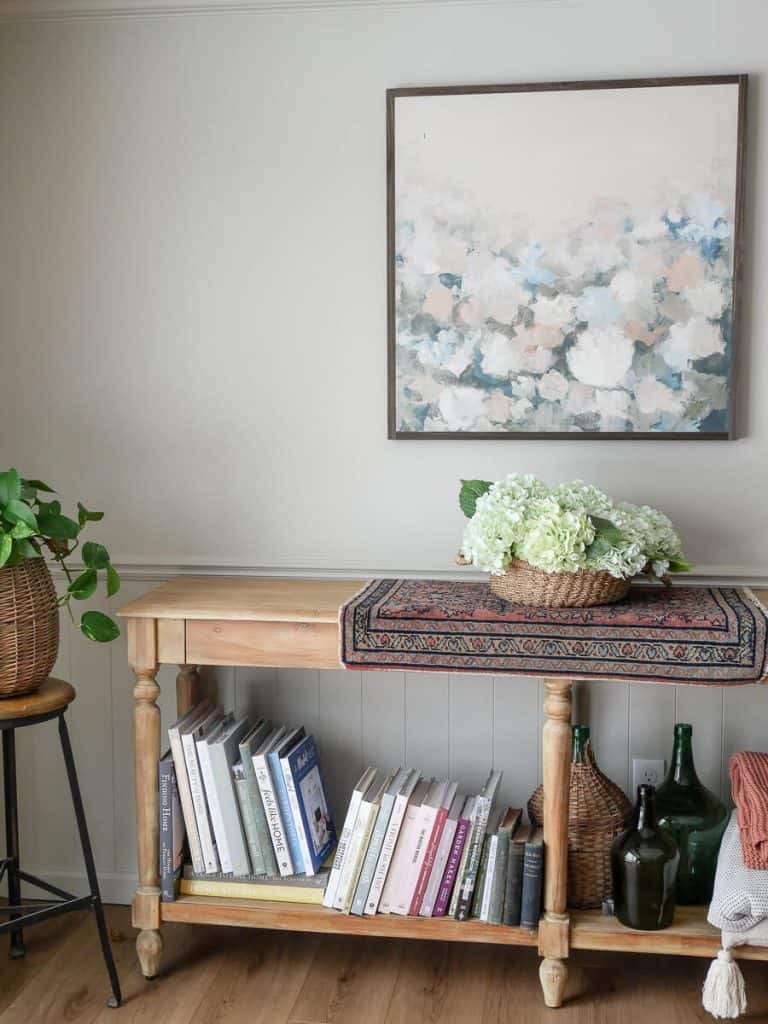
<box><xmin>0</xmin><ymin>677</ymin><xmax>121</xmax><ymax>1008</ymax></box>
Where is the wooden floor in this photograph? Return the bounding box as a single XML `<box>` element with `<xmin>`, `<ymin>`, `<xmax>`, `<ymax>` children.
<box><xmin>2</xmin><ymin>905</ymin><xmax>768</xmax><ymax>1023</ymax></box>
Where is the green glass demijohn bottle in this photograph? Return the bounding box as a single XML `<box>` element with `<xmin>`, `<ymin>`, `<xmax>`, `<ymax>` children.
<box><xmin>611</xmin><ymin>784</ymin><xmax>680</xmax><ymax>930</ymax></box>
<box><xmin>654</xmin><ymin>723</ymin><xmax>728</xmax><ymax>905</ymax></box>
<box><xmin>572</xmin><ymin>723</ymin><xmax>590</xmax><ymax>763</ymax></box>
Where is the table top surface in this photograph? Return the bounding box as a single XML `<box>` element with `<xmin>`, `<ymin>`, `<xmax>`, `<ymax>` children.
<box><xmin>117</xmin><ymin>576</ymin><xmax>366</xmax><ymax>622</ymax></box>
<box><xmin>117</xmin><ymin>575</ymin><xmax>768</xmax><ymax>626</ymax></box>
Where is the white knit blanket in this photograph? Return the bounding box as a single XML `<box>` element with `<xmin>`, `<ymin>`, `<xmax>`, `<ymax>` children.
<box><xmin>709</xmin><ymin>812</ymin><xmax>768</xmax><ymax>932</ymax></box>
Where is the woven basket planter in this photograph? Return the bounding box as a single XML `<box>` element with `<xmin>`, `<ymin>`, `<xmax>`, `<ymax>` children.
<box><xmin>528</xmin><ymin>741</ymin><xmax>631</xmax><ymax>909</ymax></box>
<box><xmin>489</xmin><ymin>559</ymin><xmax>630</xmax><ymax>608</ymax></box>
<box><xmin>0</xmin><ymin>559</ymin><xmax>59</xmax><ymax>698</ymax></box>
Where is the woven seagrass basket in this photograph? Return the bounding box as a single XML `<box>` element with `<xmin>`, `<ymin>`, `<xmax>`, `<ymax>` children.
<box><xmin>0</xmin><ymin>559</ymin><xmax>59</xmax><ymax>697</ymax></box>
<box><xmin>528</xmin><ymin>740</ymin><xmax>631</xmax><ymax>909</ymax></box>
<box><xmin>456</xmin><ymin>553</ymin><xmax>631</xmax><ymax>608</ymax></box>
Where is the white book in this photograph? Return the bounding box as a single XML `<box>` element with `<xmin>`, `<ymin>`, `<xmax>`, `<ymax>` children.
<box><xmin>479</xmin><ymin>834</ymin><xmax>499</xmax><ymax>922</ymax></box>
<box><xmin>379</xmin><ymin>778</ymin><xmax>431</xmax><ymax>915</ymax></box>
<box><xmin>420</xmin><ymin>791</ymin><xmax>465</xmax><ymax>918</ymax></box>
<box><xmin>197</xmin><ymin>714</ymin><xmax>234</xmax><ymax>872</ymax></box>
<box><xmin>167</xmin><ymin>701</ymin><xmax>211</xmax><ymax>875</ymax></box>
<box><xmin>333</xmin><ymin>772</ymin><xmax>381</xmax><ymax>911</ymax></box>
<box><xmin>390</xmin><ymin>780</ymin><xmax>447</xmax><ymax>916</ymax></box>
<box><xmin>323</xmin><ymin>766</ymin><xmax>377</xmax><ymax>909</ymax></box>
<box><xmin>207</xmin><ymin>716</ymin><xmax>252</xmax><ymax>877</ymax></box>
<box><xmin>365</xmin><ymin>769</ymin><xmax>420</xmax><ymax>916</ymax></box>
<box><xmin>181</xmin><ymin>707</ymin><xmax>224</xmax><ymax>874</ymax></box>
<box><xmin>252</xmin><ymin>726</ymin><xmax>292</xmax><ymax>876</ymax></box>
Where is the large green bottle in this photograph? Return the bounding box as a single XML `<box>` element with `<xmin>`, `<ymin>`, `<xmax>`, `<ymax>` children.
<box><xmin>611</xmin><ymin>784</ymin><xmax>680</xmax><ymax>930</ymax></box>
<box><xmin>655</xmin><ymin>723</ymin><xmax>728</xmax><ymax>905</ymax></box>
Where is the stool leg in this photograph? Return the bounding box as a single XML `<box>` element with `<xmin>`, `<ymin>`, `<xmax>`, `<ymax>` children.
<box><xmin>58</xmin><ymin>715</ymin><xmax>122</xmax><ymax>1009</ymax></box>
<box><xmin>3</xmin><ymin>729</ymin><xmax>25</xmax><ymax>960</ymax></box>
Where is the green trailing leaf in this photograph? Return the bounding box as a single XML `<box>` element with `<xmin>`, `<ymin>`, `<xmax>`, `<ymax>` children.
<box><xmin>36</xmin><ymin>512</ymin><xmax>80</xmax><ymax>541</ymax></box>
<box><xmin>80</xmin><ymin>610</ymin><xmax>120</xmax><ymax>643</ymax></box>
<box><xmin>459</xmin><ymin>479</ymin><xmax>493</xmax><ymax>519</ymax></box>
<box><xmin>3</xmin><ymin>499</ymin><xmax>38</xmax><ymax>533</ymax></box>
<box><xmin>585</xmin><ymin>515</ymin><xmax>626</xmax><ymax>561</ymax></box>
<box><xmin>68</xmin><ymin>568</ymin><xmax>97</xmax><ymax>600</ymax></box>
<box><xmin>0</xmin><ymin>469</ymin><xmax>21</xmax><ymax>506</ymax></box>
<box><xmin>82</xmin><ymin>541</ymin><xmax>110</xmax><ymax>569</ymax></box>
<box><xmin>12</xmin><ymin>538</ymin><xmax>40</xmax><ymax>561</ymax></box>
<box><xmin>9</xmin><ymin>520</ymin><xmax>34</xmax><ymax>540</ymax></box>
<box><xmin>668</xmin><ymin>557</ymin><xmax>693</xmax><ymax>574</ymax></box>
<box><xmin>0</xmin><ymin>533</ymin><xmax>11</xmax><ymax>568</ymax></box>
<box><xmin>37</xmin><ymin>499</ymin><xmax>61</xmax><ymax>518</ymax></box>
<box><xmin>77</xmin><ymin>502</ymin><xmax>104</xmax><ymax>527</ymax></box>
<box><xmin>24</xmin><ymin>479</ymin><xmax>55</xmax><ymax>493</ymax></box>
<box><xmin>106</xmin><ymin>563</ymin><xmax>120</xmax><ymax>598</ymax></box>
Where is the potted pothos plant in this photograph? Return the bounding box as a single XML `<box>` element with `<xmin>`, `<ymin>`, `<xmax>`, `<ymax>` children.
<box><xmin>0</xmin><ymin>468</ymin><xmax>120</xmax><ymax>697</ymax></box>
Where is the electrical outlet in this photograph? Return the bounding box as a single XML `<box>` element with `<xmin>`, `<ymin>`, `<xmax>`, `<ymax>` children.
<box><xmin>632</xmin><ymin>758</ymin><xmax>666</xmax><ymax>793</ymax></box>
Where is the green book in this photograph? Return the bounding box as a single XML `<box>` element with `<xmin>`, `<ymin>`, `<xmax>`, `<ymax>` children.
<box><xmin>350</xmin><ymin>769</ymin><xmax>405</xmax><ymax>916</ymax></box>
<box><xmin>238</xmin><ymin>719</ymin><xmax>276</xmax><ymax>876</ymax></box>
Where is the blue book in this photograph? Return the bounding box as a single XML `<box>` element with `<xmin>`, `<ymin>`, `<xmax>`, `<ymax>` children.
<box><xmin>283</xmin><ymin>734</ymin><xmax>336</xmax><ymax>876</ymax></box>
<box><xmin>267</xmin><ymin>727</ymin><xmax>306</xmax><ymax>874</ymax></box>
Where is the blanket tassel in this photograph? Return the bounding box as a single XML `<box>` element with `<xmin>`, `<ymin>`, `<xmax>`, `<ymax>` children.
<box><xmin>702</xmin><ymin>949</ymin><xmax>747</xmax><ymax>1020</ymax></box>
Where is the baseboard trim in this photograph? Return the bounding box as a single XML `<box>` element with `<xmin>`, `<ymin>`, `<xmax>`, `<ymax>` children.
<box><xmin>20</xmin><ymin>868</ymin><xmax>136</xmax><ymax>906</ymax></box>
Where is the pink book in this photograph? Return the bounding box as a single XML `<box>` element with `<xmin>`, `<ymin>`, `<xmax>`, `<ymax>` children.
<box><xmin>409</xmin><ymin>781</ymin><xmax>457</xmax><ymax>915</ymax></box>
<box><xmin>433</xmin><ymin>805</ymin><xmax>472</xmax><ymax>917</ymax></box>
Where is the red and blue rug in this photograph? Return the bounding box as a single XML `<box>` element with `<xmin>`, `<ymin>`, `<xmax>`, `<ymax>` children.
<box><xmin>340</xmin><ymin>580</ymin><xmax>768</xmax><ymax>685</ymax></box>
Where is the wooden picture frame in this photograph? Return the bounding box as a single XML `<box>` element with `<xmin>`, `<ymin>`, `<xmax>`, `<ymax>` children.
<box><xmin>387</xmin><ymin>75</ymin><xmax>747</xmax><ymax>440</ymax></box>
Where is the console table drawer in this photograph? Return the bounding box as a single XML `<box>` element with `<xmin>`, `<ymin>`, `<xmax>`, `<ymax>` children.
<box><xmin>185</xmin><ymin>619</ymin><xmax>341</xmax><ymax>669</ymax></box>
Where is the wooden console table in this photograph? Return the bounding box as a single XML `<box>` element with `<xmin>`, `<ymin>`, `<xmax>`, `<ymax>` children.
<box><xmin>118</xmin><ymin>577</ymin><xmax>768</xmax><ymax>1009</ymax></box>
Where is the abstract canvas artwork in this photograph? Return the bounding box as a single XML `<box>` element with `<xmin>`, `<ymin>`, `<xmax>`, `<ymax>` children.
<box><xmin>387</xmin><ymin>77</ymin><xmax>746</xmax><ymax>439</ymax></box>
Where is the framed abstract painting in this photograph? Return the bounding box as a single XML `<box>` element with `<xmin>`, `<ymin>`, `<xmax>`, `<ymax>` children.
<box><xmin>387</xmin><ymin>75</ymin><xmax>747</xmax><ymax>440</ymax></box>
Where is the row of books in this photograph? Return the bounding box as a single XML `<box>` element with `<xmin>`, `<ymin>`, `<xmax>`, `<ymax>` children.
<box><xmin>160</xmin><ymin>700</ymin><xmax>336</xmax><ymax>899</ymax></box>
<box><xmin>325</xmin><ymin>766</ymin><xmax>543</xmax><ymax>927</ymax></box>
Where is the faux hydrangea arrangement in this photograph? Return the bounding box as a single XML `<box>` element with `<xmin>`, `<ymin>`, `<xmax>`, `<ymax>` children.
<box><xmin>459</xmin><ymin>475</ymin><xmax>691</xmax><ymax>580</ymax></box>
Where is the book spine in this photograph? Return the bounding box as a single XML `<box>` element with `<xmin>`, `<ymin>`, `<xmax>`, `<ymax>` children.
<box><xmin>471</xmin><ymin>836</ymin><xmax>491</xmax><ymax>918</ymax></box>
<box><xmin>409</xmin><ymin>806</ymin><xmax>448</xmax><ymax>916</ymax></box>
<box><xmin>502</xmin><ymin>841</ymin><xmax>525</xmax><ymax>926</ymax></box>
<box><xmin>488</xmin><ymin>832</ymin><xmax>509</xmax><ymax>925</ymax></box>
<box><xmin>479</xmin><ymin>835</ymin><xmax>498</xmax><ymax>921</ymax></box>
<box><xmin>233</xmin><ymin>771</ymin><xmax>264</xmax><ymax>878</ymax></box>
<box><xmin>520</xmin><ymin>842</ymin><xmax>544</xmax><ymax>929</ymax></box>
<box><xmin>179</xmin><ymin>878</ymin><xmax>325</xmax><ymax>904</ymax></box>
<box><xmin>159</xmin><ymin>759</ymin><xmax>174</xmax><ymax>901</ymax></box>
<box><xmin>168</xmin><ymin>729</ymin><xmax>204</xmax><ymax>874</ymax></box>
<box><xmin>280</xmin><ymin>756</ymin><xmax>315</xmax><ymax>876</ymax></box>
<box><xmin>379</xmin><ymin>801</ymin><xmax>422</xmax><ymax>915</ymax></box>
<box><xmin>454</xmin><ymin>796</ymin><xmax>491</xmax><ymax>921</ymax></box>
<box><xmin>448</xmin><ymin>812</ymin><xmax>475</xmax><ymax>917</ymax></box>
<box><xmin>364</xmin><ymin>795</ymin><xmax>408</xmax><ymax>916</ymax></box>
<box><xmin>333</xmin><ymin>804</ymin><xmax>371</xmax><ymax>912</ymax></box>
<box><xmin>268</xmin><ymin>751</ymin><xmax>304</xmax><ymax>874</ymax></box>
<box><xmin>198</xmin><ymin>739</ymin><xmax>232</xmax><ymax>874</ymax></box>
<box><xmin>350</xmin><ymin>795</ymin><xmax>394</xmax><ymax>916</ymax></box>
<box><xmin>435</xmin><ymin>817</ymin><xmax>470</xmax><ymax>917</ymax></box>
<box><xmin>419</xmin><ymin>818</ymin><xmax>458</xmax><ymax>918</ymax></box>
<box><xmin>253</xmin><ymin>755</ymin><xmax>293</xmax><ymax>877</ymax></box>
<box><xmin>182</xmin><ymin>732</ymin><xmax>219</xmax><ymax>873</ymax></box>
<box><xmin>240</xmin><ymin>746</ymin><xmax>276</xmax><ymax>877</ymax></box>
<box><xmin>323</xmin><ymin>790</ymin><xmax>364</xmax><ymax>909</ymax></box>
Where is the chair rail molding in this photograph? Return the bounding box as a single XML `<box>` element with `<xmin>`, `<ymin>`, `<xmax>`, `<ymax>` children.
<box><xmin>0</xmin><ymin>0</ymin><xmax>568</xmax><ymax>21</ymax></box>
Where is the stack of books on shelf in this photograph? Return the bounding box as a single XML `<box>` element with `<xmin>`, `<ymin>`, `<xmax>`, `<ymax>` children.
<box><xmin>159</xmin><ymin>700</ymin><xmax>336</xmax><ymax>904</ymax></box>
<box><xmin>326</xmin><ymin>767</ymin><xmax>543</xmax><ymax>928</ymax></box>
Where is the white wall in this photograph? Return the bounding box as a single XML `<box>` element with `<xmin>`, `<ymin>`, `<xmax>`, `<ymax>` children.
<box><xmin>1</xmin><ymin>0</ymin><xmax>767</xmax><ymax>902</ymax></box>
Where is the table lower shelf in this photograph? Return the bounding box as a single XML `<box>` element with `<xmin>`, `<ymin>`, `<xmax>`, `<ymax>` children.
<box><xmin>160</xmin><ymin>897</ymin><xmax>768</xmax><ymax>961</ymax></box>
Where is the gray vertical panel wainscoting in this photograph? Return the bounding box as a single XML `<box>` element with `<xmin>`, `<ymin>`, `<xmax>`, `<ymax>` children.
<box><xmin>10</xmin><ymin>575</ymin><xmax>763</xmax><ymax>905</ymax></box>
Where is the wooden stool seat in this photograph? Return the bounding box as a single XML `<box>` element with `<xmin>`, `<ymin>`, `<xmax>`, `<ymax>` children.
<box><xmin>0</xmin><ymin>678</ymin><xmax>75</xmax><ymax>721</ymax></box>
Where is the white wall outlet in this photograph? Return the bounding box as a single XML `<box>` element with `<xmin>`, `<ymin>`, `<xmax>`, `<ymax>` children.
<box><xmin>632</xmin><ymin>758</ymin><xmax>666</xmax><ymax>793</ymax></box>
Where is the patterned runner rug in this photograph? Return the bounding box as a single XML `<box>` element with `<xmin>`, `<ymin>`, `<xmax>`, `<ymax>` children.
<box><xmin>340</xmin><ymin>580</ymin><xmax>768</xmax><ymax>685</ymax></box>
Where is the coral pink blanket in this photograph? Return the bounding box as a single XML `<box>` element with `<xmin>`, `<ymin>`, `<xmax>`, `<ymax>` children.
<box><xmin>730</xmin><ymin>752</ymin><xmax>768</xmax><ymax>870</ymax></box>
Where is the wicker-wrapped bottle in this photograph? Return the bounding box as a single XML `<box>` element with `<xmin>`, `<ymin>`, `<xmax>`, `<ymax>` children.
<box><xmin>528</xmin><ymin>725</ymin><xmax>632</xmax><ymax>909</ymax></box>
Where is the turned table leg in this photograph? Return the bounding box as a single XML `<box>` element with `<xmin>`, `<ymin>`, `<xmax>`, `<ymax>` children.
<box><xmin>538</xmin><ymin>678</ymin><xmax>573</xmax><ymax>1008</ymax></box>
<box><xmin>176</xmin><ymin>664</ymin><xmax>201</xmax><ymax>718</ymax></box>
<box><xmin>128</xmin><ymin>618</ymin><xmax>163</xmax><ymax>979</ymax></box>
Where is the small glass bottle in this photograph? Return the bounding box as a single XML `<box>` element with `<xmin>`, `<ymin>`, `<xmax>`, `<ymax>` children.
<box><xmin>611</xmin><ymin>784</ymin><xmax>680</xmax><ymax>930</ymax></box>
<box><xmin>572</xmin><ymin>724</ymin><xmax>590</xmax><ymax>763</ymax></box>
<box><xmin>655</xmin><ymin>723</ymin><xmax>728</xmax><ymax>905</ymax></box>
